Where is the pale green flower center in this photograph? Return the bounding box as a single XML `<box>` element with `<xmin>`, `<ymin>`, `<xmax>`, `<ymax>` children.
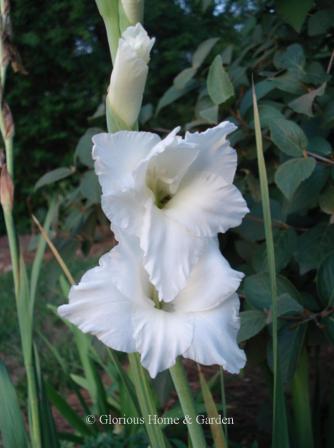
<box><xmin>146</xmin><ymin>165</ymin><xmax>174</xmax><ymax>209</ymax></box>
<box><xmin>149</xmin><ymin>285</ymin><xmax>174</xmax><ymax>311</ymax></box>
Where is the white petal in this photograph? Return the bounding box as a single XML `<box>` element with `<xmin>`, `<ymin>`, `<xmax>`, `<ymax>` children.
<box><xmin>165</xmin><ymin>171</ymin><xmax>249</xmax><ymax>236</ymax></box>
<box><xmin>120</xmin><ymin>23</ymin><xmax>155</xmax><ymax>64</ymax></box>
<box><xmin>145</xmin><ymin>140</ymin><xmax>198</xmax><ymax>197</ymax></box>
<box><xmin>133</xmin><ymin>303</ymin><xmax>193</xmax><ymax>378</ymax></box>
<box><xmin>93</xmin><ymin>131</ymin><xmax>160</xmax><ymax>195</ymax></box>
<box><xmin>101</xmin><ymin>189</ymin><xmax>147</xmax><ymax>234</ymax></box>
<box><xmin>184</xmin><ymin>121</ymin><xmax>238</xmax><ymax>183</ymax></box>
<box><xmin>133</xmin><ymin>127</ymin><xmax>181</xmax><ymax>185</ymax></box>
<box><xmin>107</xmin><ymin>229</ymin><xmax>151</xmax><ymax>300</ymax></box>
<box><xmin>58</xmin><ymin>251</ymin><xmax>137</xmax><ymax>352</ymax></box>
<box><xmin>184</xmin><ymin>293</ymin><xmax>246</xmax><ymax>373</ymax></box>
<box><xmin>141</xmin><ymin>200</ymin><xmax>206</xmax><ymax>301</ymax></box>
<box><xmin>174</xmin><ymin>239</ymin><xmax>244</xmax><ymax>313</ymax></box>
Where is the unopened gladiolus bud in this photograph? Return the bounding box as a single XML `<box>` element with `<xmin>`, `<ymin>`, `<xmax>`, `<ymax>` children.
<box><xmin>107</xmin><ymin>23</ymin><xmax>154</xmax><ymax>130</ymax></box>
<box><xmin>120</xmin><ymin>0</ymin><xmax>144</xmax><ymax>25</ymax></box>
<box><xmin>0</xmin><ymin>163</ymin><xmax>14</xmax><ymax>210</ymax></box>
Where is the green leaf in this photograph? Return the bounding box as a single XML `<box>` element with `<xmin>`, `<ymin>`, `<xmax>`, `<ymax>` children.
<box><xmin>295</xmin><ymin>224</ymin><xmax>334</xmax><ymax>274</ymax></box>
<box><xmin>277</xmin><ymin>293</ymin><xmax>303</xmax><ymax>317</ymax></box>
<box><xmin>0</xmin><ymin>361</ymin><xmax>27</xmax><ymax>448</ymax></box>
<box><xmin>276</xmin><ymin>0</ymin><xmax>313</xmax><ymax>32</ymax></box>
<box><xmin>34</xmin><ymin>167</ymin><xmax>74</xmax><ymax>190</ymax></box>
<box><xmin>258</xmin><ymin>104</ymin><xmax>285</xmax><ymax>128</ymax></box>
<box><xmin>139</xmin><ymin>103</ymin><xmax>153</xmax><ymax>125</ymax></box>
<box><xmin>196</xmin><ymin>95</ymin><xmax>218</xmax><ymax>124</ymax></box>
<box><xmin>199</xmin><ymin>104</ymin><xmax>218</xmax><ymax>124</ymax></box>
<box><xmin>221</xmin><ymin>45</ymin><xmax>233</xmax><ymax>64</ymax></box>
<box><xmin>238</xmin><ymin>310</ymin><xmax>267</xmax><ymax>342</ymax></box>
<box><xmin>308</xmin><ymin>9</ymin><xmax>334</xmax><ymax>36</ymax></box>
<box><xmin>274</xmin><ymin>44</ymin><xmax>305</xmax><ymax>73</ymax></box>
<box><xmin>79</xmin><ymin>170</ymin><xmax>101</xmax><ymax>204</ymax></box>
<box><xmin>288</xmin><ymin>83</ymin><xmax>326</xmax><ymax>116</ymax></box>
<box><xmin>33</xmin><ymin>348</ymin><xmax>59</xmax><ymax>448</ymax></box>
<box><xmin>319</xmin><ymin>185</ymin><xmax>334</xmax><ymax>215</ymax></box>
<box><xmin>270</xmin><ymin>119</ymin><xmax>308</xmax><ymax>156</ymax></box>
<box><xmin>156</xmin><ymin>83</ymin><xmax>195</xmax><ymax>114</ymax></box>
<box><xmin>252</xmin><ymin>228</ymin><xmax>298</xmax><ymax>272</ymax></box>
<box><xmin>267</xmin><ymin>324</ymin><xmax>306</xmax><ymax>384</ymax></box>
<box><xmin>243</xmin><ymin>272</ymin><xmax>300</xmax><ymax>310</ymax></box>
<box><xmin>308</xmin><ymin>136</ymin><xmax>332</xmax><ymax>156</ymax></box>
<box><xmin>207</xmin><ymin>55</ymin><xmax>234</xmax><ymax>105</ymax></box>
<box><xmin>291</xmin><ymin>350</ymin><xmax>314</xmax><ymax>448</ymax></box>
<box><xmin>323</xmin><ymin>316</ymin><xmax>334</xmax><ymax>344</ymax></box>
<box><xmin>173</xmin><ymin>67</ymin><xmax>196</xmax><ymax>90</ymax></box>
<box><xmin>272</xmin><ymin>72</ymin><xmax>304</xmax><ymax>95</ymax></box>
<box><xmin>285</xmin><ymin>165</ymin><xmax>329</xmax><ymax>214</ymax></box>
<box><xmin>303</xmin><ymin>61</ymin><xmax>331</xmax><ymax>85</ymax></box>
<box><xmin>317</xmin><ymin>254</ymin><xmax>334</xmax><ymax>307</ymax></box>
<box><xmin>46</xmin><ymin>382</ymin><xmax>94</xmax><ymax>437</ymax></box>
<box><xmin>192</xmin><ymin>37</ymin><xmax>219</xmax><ymax>69</ymax></box>
<box><xmin>275</xmin><ymin>157</ymin><xmax>316</xmax><ymax>200</ymax></box>
<box><xmin>74</xmin><ymin>128</ymin><xmax>102</xmax><ymax>168</ymax></box>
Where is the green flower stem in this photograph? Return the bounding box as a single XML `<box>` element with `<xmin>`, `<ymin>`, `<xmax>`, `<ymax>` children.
<box><xmin>95</xmin><ymin>0</ymin><xmax>120</xmax><ymax>64</ymax></box>
<box><xmin>170</xmin><ymin>359</ymin><xmax>206</xmax><ymax>448</ymax></box>
<box><xmin>2</xmin><ymin>207</ymin><xmax>19</xmax><ymax>294</ymax></box>
<box><xmin>0</xmin><ymin>4</ymin><xmax>42</xmax><ymax>445</ymax></box>
<box><xmin>128</xmin><ymin>353</ymin><xmax>167</xmax><ymax>448</ymax></box>
<box><xmin>4</xmin><ymin>137</ymin><xmax>14</xmax><ymax>179</ymax></box>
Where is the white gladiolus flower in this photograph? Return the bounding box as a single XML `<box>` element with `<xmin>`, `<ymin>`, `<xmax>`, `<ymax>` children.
<box><xmin>93</xmin><ymin>122</ymin><xmax>249</xmax><ymax>301</ymax></box>
<box><xmin>58</xmin><ymin>235</ymin><xmax>246</xmax><ymax>378</ymax></box>
<box><xmin>107</xmin><ymin>23</ymin><xmax>155</xmax><ymax>128</ymax></box>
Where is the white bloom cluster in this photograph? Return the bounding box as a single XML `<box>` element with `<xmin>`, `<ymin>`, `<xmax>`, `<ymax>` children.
<box><xmin>59</xmin><ymin>122</ymin><xmax>249</xmax><ymax>378</ymax></box>
<box><xmin>58</xmin><ymin>25</ymin><xmax>249</xmax><ymax>379</ymax></box>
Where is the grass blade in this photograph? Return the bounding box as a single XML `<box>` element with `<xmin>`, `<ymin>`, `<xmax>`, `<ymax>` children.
<box><xmin>32</xmin><ymin>214</ymin><xmax>75</xmax><ymax>285</ymax></box>
<box><xmin>0</xmin><ymin>361</ymin><xmax>28</xmax><ymax>448</ymax></box>
<box><xmin>46</xmin><ymin>382</ymin><xmax>95</xmax><ymax>437</ymax></box>
<box><xmin>220</xmin><ymin>368</ymin><xmax>229</xmax><ymax>447</ymax></box>
<box><xmin>34</xmin><ymin>345</ymin><xmax>59</xmax><ymax>448</ymax></box>
<box><xmin>30</xmin><ymin>197</ymin><xmax>58</xmax><ymax>304</ymax></box>
<box><xmin>291</xmin><ymin>349</ymin><xmax>313</xmax><ymax>448</ymax></box>
<box><xmin>18</xmin><ymin>256</ymin><xmax>42</xmax><ymax>448</ymax></box>
<box><xmin>198</xmin><ymin>367</ymin><xmax>226</xmax><ymax>448</ymax></box>
<box><xmin>252</xmin><ymin>82</ymin><xmax>290</xmax><ymax>448</ymax></box>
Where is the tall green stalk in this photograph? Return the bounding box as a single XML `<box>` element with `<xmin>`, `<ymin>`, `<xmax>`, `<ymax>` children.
<box><xmin>129</xmin><ymin>354</ymin><xmax>167</xmax><ymax>448</ymax></box>
<box><xmin>170</xmin><ymin>360</ymin><xmax>206</xmax><ymax>448</ymax></box>
<box><xmin>252</xmin><ymin>83</ymin><xmax>290</xmax><ymax>448</ymax></box>
<box><xmin>0</xmin><ymin>2</ymin><xmax>42</xmax><ymax>446</ymax></box>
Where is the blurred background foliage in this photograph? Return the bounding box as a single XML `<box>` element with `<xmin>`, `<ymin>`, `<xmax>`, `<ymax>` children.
<box><xmin>1</xmin><ymin>0</ymin><xmax>334</xmax><ymax>447</ymax></box>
